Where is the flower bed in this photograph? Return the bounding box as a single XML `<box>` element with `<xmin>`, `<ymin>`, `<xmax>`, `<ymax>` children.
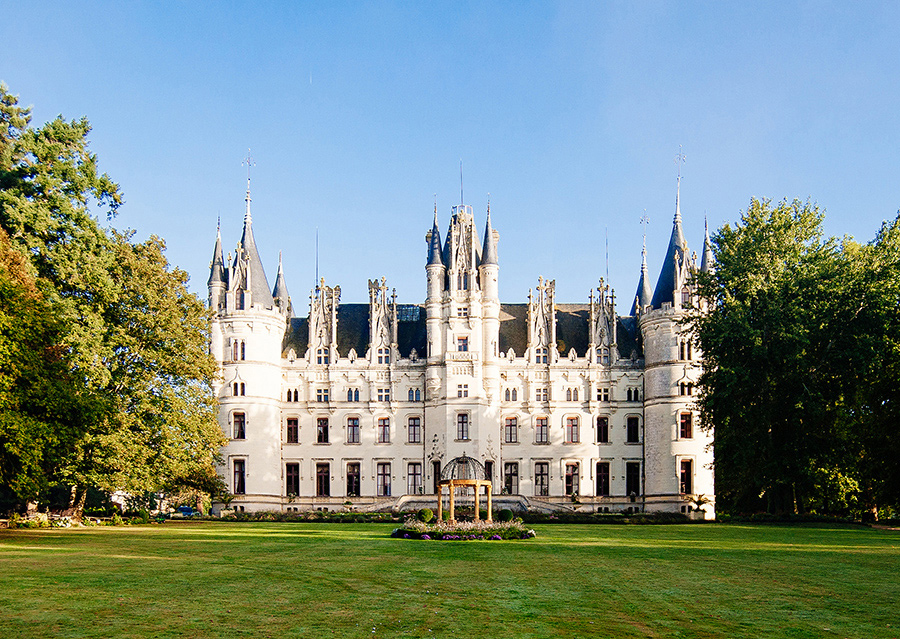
<box><xmin>391</xmin><ymin>517</ymin><xmax>536</xmax><ymax>541</ymax></box>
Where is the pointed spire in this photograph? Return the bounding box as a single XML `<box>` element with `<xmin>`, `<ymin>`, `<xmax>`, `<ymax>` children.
<box><xmin>481</xmin><ymin>200</ymin><xmax>498</xmax><ymax>266</ymax></box>
<box><xmin>237</xmin><ymin>176</ymin><xmax>275</xmax><ymax>308</ymax></box>
<box><xmin>427</xmin><ymin>209</ymin><xmax>444</xmax><ymax>267</ymax></box>
<box><xmin>630</xmin><ymin>234</ymin><xmax>653</xmax><ymax>316</ymax></box>
<box><xmin>701</xmin><ymin>217</ymin><xmax>714</xmax><ymax>273</ymax></box>
<box><xmin>273</xmin><ymin>251</ymin><xmax>291</xmax><ymax>314</ymax></box>
<box><xmin>207</xmin><ymin>218</ymin><xmax>226</xmax><ymax>286</ymax></box>
<box><xmin>650</xmin><ymin>159</ymin><xmax>689</xmax><ymax>309</ymax></box>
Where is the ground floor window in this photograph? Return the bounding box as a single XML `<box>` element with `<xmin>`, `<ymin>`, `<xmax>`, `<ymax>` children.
<box><xmin>346</xmin><ymin>462</ymin><xmax>361</xmax><ymax>497</ymax></box>
<box><xmin>377</xmin><ymin>462</ymin><xmax>391</xmax><ymax>496</ymax></box>
<box><xmin>626</xmin><ymin>461</ymin><xmax>641</xmax><ymax>498</ymax></box>
<box><xmin>596</xmin><ymin>416</ymin><xmax>609</xmax><ymax>444</ymax></box>
<box><xmin>484</xmin><ymin>460</ymin><xmax>494</xmax><ymax>484</ymax></box>
<box><xmin>680</xmin><ymin>459</ymin><xmax>693</xmax><ymax>495</ymax></box>
<box><xmin>286</xmin><ymin>462</ymin><xmax>299</xmax><ymax>496</ymax></box>
<box><xmin>596</xmin><ymin>462</ymin><xmax>610</xmax><ymax>496</ymax></box>
<box><xmin>626</xmin><ymin>416</ymin><xmax>641</xmax><ymax>443</ymax></box>
<box><xmin>565</xmin><ymin>463</ymin><xmax>579</xmax><ymax>495</ymax></box>
<box><xmin>316</xmin><ymin>462</ymin><xmax>330</xmax><ymax>496</ymax></box>
<box><xmin>407</xmin><ymin>462</ymin><xmax>422</xmax><ymax>495</ymax></box>
<box><xmin>504</xmin><ymin>462</ymin><xmax>519</xmax><ymax>495</ymax></box>
<box><xmin>233</xmin><ymin>459</ymin><xmax>245</xmax><ymax>495</ymax></box>
<box><xmin>535</xmin><ymin>462</ymin><xmax>549</xmax><ymax>497</ymax></box>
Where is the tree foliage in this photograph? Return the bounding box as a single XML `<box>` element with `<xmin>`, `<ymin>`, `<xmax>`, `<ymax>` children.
<box><xmin>0</xmin><ymin>84</ymin><xmax>224</xmax><ymax>515</ymax></box>
<box><xmin>692</xmin><ymin>198</ymin><xmax>900</xmax><ymax>516</ymax></box>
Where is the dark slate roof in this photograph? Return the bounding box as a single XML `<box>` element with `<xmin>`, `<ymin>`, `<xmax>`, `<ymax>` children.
<box><xmin>427</xmin><ymin>213</ymin><xmax>444</xmax><ymax>267</ymax></box>
<box><xmin>630</xmin><ymin>245</ymin><xmax>653</xmax><ymax>316</ymax></box>
<box><xmin>272</xmin><ymin>254</ymin><xmax>290</xmax><ymax>311</ymax></box>
<box><xmin>481</xmin><ymin>210</ymin><xmax>498</xmax><ymax>266</ymax></box>
<box><xmin>239</xmin><ymin>214</ymin><xmax>275</xmax><ymax>308</ymax></box>
<box><xmin>498</xmin><ymin>304</ymin><xmax>642</xmax><ymax>360</ymax></box>
<box><xmin>281</xmin><ymin>304</ymin><xmax>427</xmax><ymax>360</ymax></box>
<box><xmin>650</xmin><ymin>208</ymin><xmax>687</xmax><ymax>309</ymax></box>
<box><xmin>207</xmin><ymin>228</ymin><xmax>227</xmax><ymax>286</ymax></box>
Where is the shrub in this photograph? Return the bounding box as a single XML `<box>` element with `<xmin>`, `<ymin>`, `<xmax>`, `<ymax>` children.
<box><xmin>498</xmin><ymin>509</ymin><xmax>514</xmax><ymax>522</ymax></box>
<box><xmin>417</xmin><ymin>508</ymin><xmax>433</xmax><ymax>523</ymax></box>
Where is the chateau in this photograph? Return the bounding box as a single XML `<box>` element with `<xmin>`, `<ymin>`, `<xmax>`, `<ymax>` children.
<box><xmin>208</xmin><ymin>178</ymin><xmax>715</xmax><ymax>518</ymax></box>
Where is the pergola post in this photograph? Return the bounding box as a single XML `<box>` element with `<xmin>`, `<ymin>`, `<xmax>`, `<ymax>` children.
<box><xmin>449</xmin><ymin>483</ymin><xmax>455</xmax><ymax>523</ymax></box>
<box><xmin>474</xmin><ymin>486</ymin><xmax>480</xmax><ymax>521</ymax></box>
<box><xmin>487</xmin><ymin>485</ymin><xmax>493</xmax><ymax>522</ymax></box>
<box><xmin>437</xmin><ymin>486</ymin><xmax>443</xmax><ymax>522</ymax></box>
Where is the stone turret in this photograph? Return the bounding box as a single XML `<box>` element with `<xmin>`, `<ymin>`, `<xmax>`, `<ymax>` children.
<box><xmin>208</xmin><ymin>220</ymin><xmax>227</xmax><ymax>310</ymax></box>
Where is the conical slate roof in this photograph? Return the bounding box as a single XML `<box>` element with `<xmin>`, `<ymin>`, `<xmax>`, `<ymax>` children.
<box><xmin>700</xmin><ymin>218</ymin><xmax>714</xmax><ymax>274</ymax></box>
<box><xmin>207</xmin><ymin>221</ymin><xmax>227</xmax><ymax>286</ymax></box>
<box><xmin>238</xmin><ymin>189</ymin><xmax>275</xmax><ymax>308</ymax></box>
<box><xmin>427</xmin><ymin>211</ymin><xmax>443</xmax><ymax>266</ymax></box>
<box><xmin>272</xmin><ymin>251</ymin><xmax>291</xmax><ymax>313</ymax></box>
<box><xmin>481</xmin><ymin>208</ymin><xmax>498</xmax><ymax>266</ymax></box>
<box><xmin>650</xmin><ymin>182</ymin><xmax>688</xmax><ymax>309</ymax></box>
<box><xmin>630</xmin><ymin>238</ymin><xmax>653</xmax><ymax>316</ymax></box>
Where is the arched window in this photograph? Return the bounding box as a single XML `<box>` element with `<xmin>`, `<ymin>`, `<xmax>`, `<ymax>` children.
<box><xmin>348</xmin><ymin>389</ymin><xmax>354</xmax><ymax>402</ymax></box>
<box><xmin>232</xmin><ymin>341</ymin><xmax>239</xmax><ymax>361</ymax></box>
<box><xmin>233</xmin><ymin>382</ymin><xmax>239</xmax><ymax>396</ymax></box>
<box><xmin>415</xmin><ymin>389</ymin><xmax>421</xmax><ymax>402</ymax></box>
<box><xmin>687</xmin><ymin>341</ymin><xmax>693</xmax><ymax>360</ymax></box>
<box><xmin>240</xmin><ymin>341</ymin><xmax>245</xmax><ymax>360</ymax></box>
<box><xmin>353</xmin><ymin>389</ymin><xmax>360</xmax><ymax>402</ymax></box>
<box><xmin>287</xmin><ymin>390</ymin><xmax>292</xmax><ymax>402</ymax></box>
<box><xmin>505</xmin><ymin>389</ymin><xmax>511</xmax><ymax>401</ymax></box>
<box><xmin>511</xmin><ymin>389</ymin><xmax>517</xmax><ymax>401</ymax></box>
<box><xmin>626</xmin><ymin>388</ymin><xmax>633</xmax><ymax>402</ymax></box>
<box><xmin>566</xmin><ymin>388</ymin><xmax>572</xmax><ymax>401</ymax></box>
<box><xmin>293</xmin><ymin>389</ymin><xmax>298</xmax><ymax>402</ymax></box>
<box><xmin>573</xmin><ymin>388</ymin><xmax>579</xmax><ymax>401</ymax></box>
<box><xmin>240</xmin><ymin>383</ymin><xmax>246</xmax><ymax>396</ymax></box>
<box><xmin>408</xmin><ymin>389</ymin><xmax>415</xmax><ymax>402</ymax></box>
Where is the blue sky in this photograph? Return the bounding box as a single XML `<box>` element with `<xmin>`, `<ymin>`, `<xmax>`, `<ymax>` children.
<box><xmin>2</xmin><ymin>2</ymin><xmax>899</xmax><ymax>311</ymax></box>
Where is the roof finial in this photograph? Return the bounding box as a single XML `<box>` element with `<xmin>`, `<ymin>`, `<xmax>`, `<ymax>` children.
<box><xmin>487</xmin><ymin>192</ymin><xmax>491</xmax><ymax>214</ymax></box>
<box><xmin>242</xmin><ymin>149</ymin><xmax>256</xmax><ymax>223</ymax></box>
<box><xmin>640</xmin><ymin>209</ymin><xmax>649</xmax><ymax>265</ymax></box>
<box><xmin>674</xmin><ymin>145</ymin><xmax>686</xmax><ymax>223</ymax></box>
<box><xmin>459</xmin><ymin>159</ymin><xmax>464</xmax><ymax>205</ymax></box>
<box><xmin>434</xmin><ymin>193</ymin><xmax>437</xmax><ymax>215</ymax></box>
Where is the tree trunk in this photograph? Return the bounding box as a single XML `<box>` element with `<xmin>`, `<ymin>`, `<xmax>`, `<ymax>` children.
<box><xmin>71</xmin><ymin>487</ymin><xmax>88</xmax><ymax>522</ymax></box>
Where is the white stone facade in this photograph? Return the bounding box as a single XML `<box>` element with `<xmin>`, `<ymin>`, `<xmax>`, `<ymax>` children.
<box><xmin>208</xmin><ymin>190</ymin><xmax>714</xmax><ymax>518</ymax></box>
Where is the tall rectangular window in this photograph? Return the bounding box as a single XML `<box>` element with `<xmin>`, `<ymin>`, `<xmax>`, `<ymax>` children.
<box><xmin>316</xmin><ymin>418</ymin><xmax>329</xmax><ymax>444</ymax></box>
<box><xmin>565</xmin><ymin>463</ymin><xmax>579</xmax><ymax>496</ymax></box>
<box><xmin>535</xmin><ymin>417</ymin><xmax>549</xmax><ymax>444</ymax></box>
<box><xmin>484</xmin><ymin>461</ymin><xmax>493</xmax><ymax>483</ymax></box>
<box><xmin>347</xmin><ymin>417</ymin><xmax>360</xmax><ymax>444</ymax></box>
<box><xmin>457</xmin><ymin>337</ymin><xmax>468</xmax><ymax>351</ymax></box>
<box><xmin>596</xmin><ymin>462</ymin><xmax>610</xmax><ymax>496</ymax></box>
<box><xmin>680</xmin><ymin>413</ymin><xmax>693</xmax><ymax>439</ymax></box>
<box><xmin>433</xmin><ymin>460</ymin><xmax>442</xmax><ymax>494</ymax></box>
<box><xmin>346</xmin><ymin>462</ymin><xmax>361</xmax><ymax>497</ymax></box>
<box><xmin>504</xmin><ymin>462</ymin><xmax>519</xmax><ymax>495</ymax></box>
<box><xmin>233</xmin><ymin>413</ymin><xmax>246</xmax><ymax>440</ymax></box>
<box><xmin>316</xmin><ymin>463</ymin><xmax>330</xmax><ymax>496</ymax></box>
<box><xmin>504</xmin><ymin>417</ymin><xmax>518</xmax><ymax>443</ymax></box>
<box><xmin>286</xmin><ymin>462</ymin><xmax>299</xmax><ymax>496</ymax></box>
<box><xmin>534</xmin><ymin>462</ymin><xmax>549</xmax><ymax>497</ymax></box>
<box><xmin>565</xmin><ymin>417</ymin><xmax>580</xmax><ymax>443</ymax></box>
<box><xmin>286</xmin><ymin>418</ymin><xmax>298</xmax><ymax>444</ymax></box>
<box><xmin>377</xmin><ymin>418</ymin><xmax>390</xmax><ymax>443</ymax></box>
<box><xmin>377</xmin><ymin>462</ymin><xmax>391</xmax><ymax>496</ymax></box>
<box><xmin>457</xmin><ymin>414</ymin><xmax>469</xmax><ymax>440</ymax></box>
<box><xmin>408</xmin><ymin>417</ymin><xmax>421</xmax><ymax>444</ymax></box>
<box><xmin>233</xmin><ymin>460</ymin><xmax>246</xmax><ymax>495</ymax></box>
<box><xmin>407</xmin><ymin>462</ymin><xmax>422</xmax><ymax>495</ymax></box>
<box><xmin>596</xmin><ymin>416</ymin><xmax>609</xmax><ymax>444</ymax></box>
<box><xmin>680</xmin><ymin>459</ymin><xmax>693</xmax><ymax>494</ymax></box>
<box><xmin>626</xmin><ymin>416</ymin><xmax>640</xmax><ymax>443</ymax></box>
<box><xmin>626</xmin><ymin>461</ymin><xmax>641</xmax><ymax>498</ymax></box>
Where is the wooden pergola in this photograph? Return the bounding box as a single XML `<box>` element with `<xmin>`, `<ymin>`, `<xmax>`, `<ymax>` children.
<box><xmin>435</xmin><ymin>455</ymin><xmax>493</xmax><ymax>524</ymax></box>
<box><xmin>437</xmin><ymin>478</ymin><xmax>493</xmax><ymax>524</ymax></box>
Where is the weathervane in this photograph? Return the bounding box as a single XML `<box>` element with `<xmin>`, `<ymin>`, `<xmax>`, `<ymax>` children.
<box><xmin>674</xmin><ymin>145</ymin><xmax>686</xmax><ymax>183</ymax></box>
<box><xmin>242</xmin><ymin>148</ymin><xmax>256</xmax><ymax>182</ymax></box>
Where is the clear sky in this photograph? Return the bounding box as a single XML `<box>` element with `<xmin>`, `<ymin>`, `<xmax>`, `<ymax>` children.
<box><xmin>2</xmin><ymin>2</ymin><xmax>898</xmax><ymax>311</ymax></box>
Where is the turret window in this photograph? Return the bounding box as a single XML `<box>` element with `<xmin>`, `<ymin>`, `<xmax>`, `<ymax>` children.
<box><xmin>233</xmin><ymin>382</ymin><xmax>245</xmax><ymax>396</ymax></box>
<box><xmin>680</xmin><ymin>413</ymin><xmax>693</xmax><ymax>439</ymax></box>
<box><xmin>679</xmin><ymin>340</ymin><xmax>694</xmax><ymax>361</ymax></box>
<box><xmin>232</xmin><ymin>413</ymin><xmax>246</xmax><ymax>439</ymax></box>
<box><xmin>679</xmin><ymin>382</ymin><xmax>694</xmax><ymax>396</ymax></box>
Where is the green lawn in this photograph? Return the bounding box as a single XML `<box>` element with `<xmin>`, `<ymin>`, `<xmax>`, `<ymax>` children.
<box><xmin>1</xmin><ymin>522</ymin><xmax>897</xmax><ymax>638</ymax></box>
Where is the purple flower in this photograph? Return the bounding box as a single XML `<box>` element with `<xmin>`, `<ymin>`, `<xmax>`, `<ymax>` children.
<box><xmin>421</xmin><ymin>534</ymin><xmax>431</xmax><ymax>540</ymax></box>
<box><xmin>403</xmin><ymin>533</ymin><xmax>410</xmax><ymax>539</ymax></box>
<box><xmin>491</xmin><ymin>535</ymin><xmax>502</xmax><ymax>540</ymax></box>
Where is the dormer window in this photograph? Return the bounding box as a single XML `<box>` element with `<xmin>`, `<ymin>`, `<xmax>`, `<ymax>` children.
<box><xmin>535</xmin><ymin>347</ymin><xmax>548</xmax><ymax>364</ymax></box>
<box><xmin>597</xmin><ymin>347</ymin><xmax>609</xmax><ymax>365</ymax></box>
<box><xmin>377</xmin><ymin>348</ymin><xmax>390</xmax><ymax>364</ymax></box>
<box><xmin>681</xmin><ymin>289</ymin><xmax>691</xmax><ymax>306</ymax></box>
<box><xmin>316</xmin><ymin>348</ymin><xmax>329</xmax><ymax>365</ymax></box>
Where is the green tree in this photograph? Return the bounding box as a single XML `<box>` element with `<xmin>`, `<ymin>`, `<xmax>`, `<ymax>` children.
<box><xmin>0</xmin><ymin>84</ymin><xmax>224</xmax><ymax>517</ymax></box>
